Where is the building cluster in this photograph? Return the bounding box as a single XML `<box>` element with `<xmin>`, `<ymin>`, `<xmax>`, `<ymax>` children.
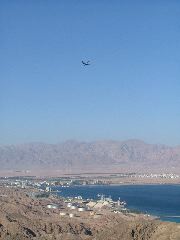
<box><xmin>135</xmin><ymin>173</ymin><xmax>180</xmax><ymax>179</ymax></box>
<box><xmin>0</xmin><ymin>176</ymin><xmax>127</xmax><ymax>220</ymax></box>
<box><xmin>44</xmin><ymin>193</ymin><xmax>127</xmax><ymax>220</ymax></box>
<box><xmin>1</xmin><ymin>172</ymin><xmax>180</xmax><ymax>191</ymax></box>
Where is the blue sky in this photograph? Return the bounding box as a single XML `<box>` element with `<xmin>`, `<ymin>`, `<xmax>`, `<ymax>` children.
<box><xmin>1</xmin><ymin>1</ymin><xmax>180</xmax><ymax>145</ymax></box>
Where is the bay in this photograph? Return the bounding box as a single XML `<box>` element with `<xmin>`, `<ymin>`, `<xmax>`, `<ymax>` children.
<box><xmin>53</xmin><ymin>184</ymin><xmax>180</xmax><ymax>223</ymax></box>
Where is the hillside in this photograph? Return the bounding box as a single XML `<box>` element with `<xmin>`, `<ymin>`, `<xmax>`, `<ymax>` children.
<box><xmin>1</xmin><ymin>187</ymin><xmax>180</xmax><ymax>240</ymax></box>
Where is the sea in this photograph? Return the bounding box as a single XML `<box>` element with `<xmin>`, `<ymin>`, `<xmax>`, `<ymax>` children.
<box><xmin>52</xmin><ymin>184</ymin><xmax>180</xmax><ymax>223</ymax></box>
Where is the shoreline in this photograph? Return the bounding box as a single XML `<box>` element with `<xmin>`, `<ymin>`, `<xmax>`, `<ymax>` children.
<box><xmin>1</xmin><ymin>186</ymin><xmax>180</xmax><ymax>239</ymax></box>
<box><xmin>1</xmin><ymin>170</ymin><xmax>180</xmax><ymax>186</ymax></box>
<box><xmin>52</xmin><ymin>184</ymin><xmax>180</xmax><ymax>224</ymax></box>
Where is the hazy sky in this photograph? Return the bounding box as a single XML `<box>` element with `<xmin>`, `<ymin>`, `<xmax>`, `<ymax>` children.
<box><xmin>1</xmin><ymin>1</ymin><xmax>180</xmax><ymax>145</ymax></box>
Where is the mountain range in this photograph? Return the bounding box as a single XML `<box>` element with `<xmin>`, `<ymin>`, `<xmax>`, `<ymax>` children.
<box><xmin>1</xmin><ymin>139</ymin><xmax>180</xmax><ymax>174</ymax></box>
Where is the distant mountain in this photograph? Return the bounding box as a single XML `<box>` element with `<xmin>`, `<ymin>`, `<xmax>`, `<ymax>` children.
<box><xmin>1</xmin><ymin>140</ymin><xmax>180</xmax><ymax>173</ymax></box>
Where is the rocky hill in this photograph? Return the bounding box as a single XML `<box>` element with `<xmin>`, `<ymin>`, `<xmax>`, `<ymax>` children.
<box><xmin>1</xmin><ymin>140</ymin><xmax>180</xmax><ymax>174</ymax></box>
<box><xmin>0</xmin><ymin>187</ymin><xmax>180</xmax><ymax>240</ymax></box>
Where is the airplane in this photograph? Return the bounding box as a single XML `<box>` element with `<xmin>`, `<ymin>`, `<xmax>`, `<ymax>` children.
<box><xmin>82</xmin><ymin>60</ymin><xmax>90</xmax><ymax>66</ymax></box>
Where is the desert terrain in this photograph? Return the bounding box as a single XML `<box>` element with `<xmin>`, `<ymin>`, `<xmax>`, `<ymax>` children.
<box><xmin>0</xmin><ymin>187</ymin><xmax>180</xmax><ymax>240</ymax></box>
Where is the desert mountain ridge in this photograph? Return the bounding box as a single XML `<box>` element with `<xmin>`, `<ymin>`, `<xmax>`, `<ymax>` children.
<box><xmin>1</xmin><ymin>139</ymin><xmax>180</xmax><ymax>173</ymax></box>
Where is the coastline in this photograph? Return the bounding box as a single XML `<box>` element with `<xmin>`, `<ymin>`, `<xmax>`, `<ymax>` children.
<box><xmin>0</xmin><ymin>186</ymin><xmax>180</xmax><ymax>239</ymax></box>
<box><xmin>54</xmin><ymin>184</ymin><xmax>180</xmax><ymax>224</ymax></box>
<box><xmin>1</xmin><ymin>170</ymin><xmax>180</xmax><ymax>185</ymax></box>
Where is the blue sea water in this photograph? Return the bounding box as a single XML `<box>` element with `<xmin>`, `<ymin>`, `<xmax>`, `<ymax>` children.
<box><xmin>53</xmin><ymin>184</ymin><xmax>180</xmax><ymax>223</ymax></box>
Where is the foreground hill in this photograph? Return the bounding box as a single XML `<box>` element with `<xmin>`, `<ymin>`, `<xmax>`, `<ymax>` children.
<box><xmin>0</xmin><ymin>187</ymin><xmax>180</xmax><ymax>240</ymax></box>
<box><xmin>1</xmin><ymin>140</ymin><xmax>180</xmax><ymax>174</ymax></box>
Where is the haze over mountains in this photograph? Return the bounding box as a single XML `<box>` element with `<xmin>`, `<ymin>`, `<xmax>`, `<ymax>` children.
<box><xmin>1</xmin><ymin>140</ymin><xmax>180</xmax><ymax>174</ymax></box>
